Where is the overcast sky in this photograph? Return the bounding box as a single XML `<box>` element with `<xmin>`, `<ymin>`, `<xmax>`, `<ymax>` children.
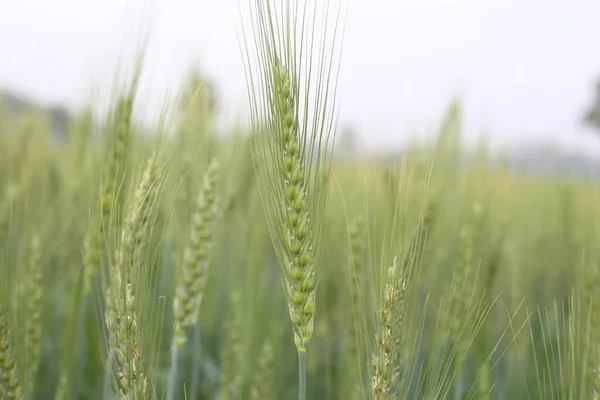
<box><xmin>2</xmin><ymin>0</ymin><xmax>600</xmax><ymax>154</ymax></box>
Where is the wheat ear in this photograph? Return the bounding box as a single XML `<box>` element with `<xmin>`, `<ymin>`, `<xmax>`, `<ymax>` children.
<box><xmin>371</xmin><ymin>257</ymin><xmax>407</xmax><ymax>400</ymax></box>
<box><xmin>242</xmin><ymin>1</ymin><xmax>343</xmax><ymax>398</ymax></box>
<box><xmin>106</xmin><ymin>152</ymin><xmax>161</xmax><ymax>399</ymax></box>
<box><xmin>24</xmin><ymin>235</ymin><xmax>43</xmax><ymax>394</ymax></box>
<box><xmin>346</xmin><ymin>217</ymin><xmax>365</xmax><ymax>399</ymax></box>
<box><xmin>220</xmin><ymin>291</ymin><xmax>243</xmax><ymax>400</ymax></box>
<box><xmin>172</xmin><ymin>160</ymin><xmax>219</xmax><ymax>345</ymax></box>
<box><xmin>167</xmin><ymin>161</ymin><xmax>219</xmax><ymax>400</ymax></box>
<box><xmin>0</xmin><ymin>307</ymin><xmax>23</xmax><ymax>400</ymax></box>
<box><xmin>83</xmin><ymin>94</ymin><xmax>135</xmax><ymax>295</ymax></box>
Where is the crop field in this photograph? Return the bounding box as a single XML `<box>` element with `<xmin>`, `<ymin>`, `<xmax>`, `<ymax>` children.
<box><xmin>1</xmin><ymin>1</ymin><xmax>600</xmax><ymax>400</ymax></box>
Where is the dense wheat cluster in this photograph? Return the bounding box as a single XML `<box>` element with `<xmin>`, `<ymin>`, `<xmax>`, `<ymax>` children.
<box><xmin>1</xmin><ymin>1</ymin><xmax>600</xmax><ymax>400</ymax></box>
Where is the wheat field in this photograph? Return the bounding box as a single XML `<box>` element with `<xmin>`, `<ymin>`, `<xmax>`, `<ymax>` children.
<box><xmin>1</xmin><ymin>1</ymin><xmax>600</xmax><ymax>400</ymax></box>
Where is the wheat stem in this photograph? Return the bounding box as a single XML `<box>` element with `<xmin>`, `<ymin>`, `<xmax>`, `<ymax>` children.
<box><xmin>298</xmin><ymin>350</ymin><xmax>307</xmax><ymax>400</ymax></box>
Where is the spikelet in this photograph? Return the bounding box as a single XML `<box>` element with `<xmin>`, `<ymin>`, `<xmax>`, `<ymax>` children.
<box><xmin>122</xmin><ymin>152</ymin><xmax>161</xmax><ymax>259</ymax></box>
<box><xmin>106</xmin><ymin>279</ymin><xmax>145</xmax><ymax>398</ymax></box>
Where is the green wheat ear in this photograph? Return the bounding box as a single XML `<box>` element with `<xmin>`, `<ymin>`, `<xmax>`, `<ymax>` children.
<box><xmin>371</xmin><ymin>257</ymin><xmax>407</xmax><ymax>400</ymax></box>
<box><xmin>220</xmin><ymin>291</ymin><xmax>243</xmax><ymax>400</ymax></box>
<box><xmin>346</xmin><ymin>217</ymin><xmax>365</xmax><ymax>400</ymax></box>
<box><xmin>105</xmin><ymin>151</ymin><xmax>162</xmax><ymax>399</ymax></box>
<box><xmin>167</xmin><ymin>160</ymin><xmax>220</xmax><ymax>400</ymax></box>
<box><xmin>172</xmin><ymin>160</ymin><xmax>220</xmax><ymax>347</ymax></box>
<box><xmin>0</xmin><ymin>307</ymin><xmax>23</xmax><ymax>400</ymax></box>
<box><xmin>25</xmin><ymin>235</ymin><xmax>43</xmax><ymax>393</ymax></box>
<box><xmin>241</xmin><ymin>1</ymin><xmax>344</xmax><ymax>398</ymax></box>
<box><xmin>242</xmin><ymin>0</ymin><xmax>344</xmax><ymax>353</ymax></box>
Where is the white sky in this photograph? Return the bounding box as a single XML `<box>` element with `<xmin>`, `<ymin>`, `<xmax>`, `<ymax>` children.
<box><xmin>1</xmin><ymin>0</ymin><xmax>600</xmax><ymax>155</ymax></box>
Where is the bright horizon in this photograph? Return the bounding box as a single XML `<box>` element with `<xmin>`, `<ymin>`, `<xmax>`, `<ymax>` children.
<box><xmin>1</xmin><ymin>0</ymin><xmax>600</xmax><ymax>156</ymax></box>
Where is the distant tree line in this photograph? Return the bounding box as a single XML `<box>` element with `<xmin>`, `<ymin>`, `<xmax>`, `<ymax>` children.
<box><xmin>584</xmin><ymin>78</ymin><xmax>600</xmax><ymax>131</ymax></box>
<box><xmin>0</xmin><ymin>90</ymin><xmax>70</xmax><ymax>142</ymax></box>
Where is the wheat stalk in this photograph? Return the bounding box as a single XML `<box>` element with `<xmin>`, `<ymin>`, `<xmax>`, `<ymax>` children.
<box><xmin>241</xmin><ymin>1</ymin><xmax>343</xmax><ymax>398</ymax></box>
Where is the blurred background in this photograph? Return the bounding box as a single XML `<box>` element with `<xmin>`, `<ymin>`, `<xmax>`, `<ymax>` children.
<box><xmin>2</xmin><ymin>0</ymin><xmax>600</xmax><ymax>168</ymax></box>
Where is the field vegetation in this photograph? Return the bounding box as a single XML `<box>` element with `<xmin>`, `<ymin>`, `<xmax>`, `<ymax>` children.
<box><xmin>1</xmin><ymin>1</ymin><xmax>599</xmax><ymax>399</ymax></box>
